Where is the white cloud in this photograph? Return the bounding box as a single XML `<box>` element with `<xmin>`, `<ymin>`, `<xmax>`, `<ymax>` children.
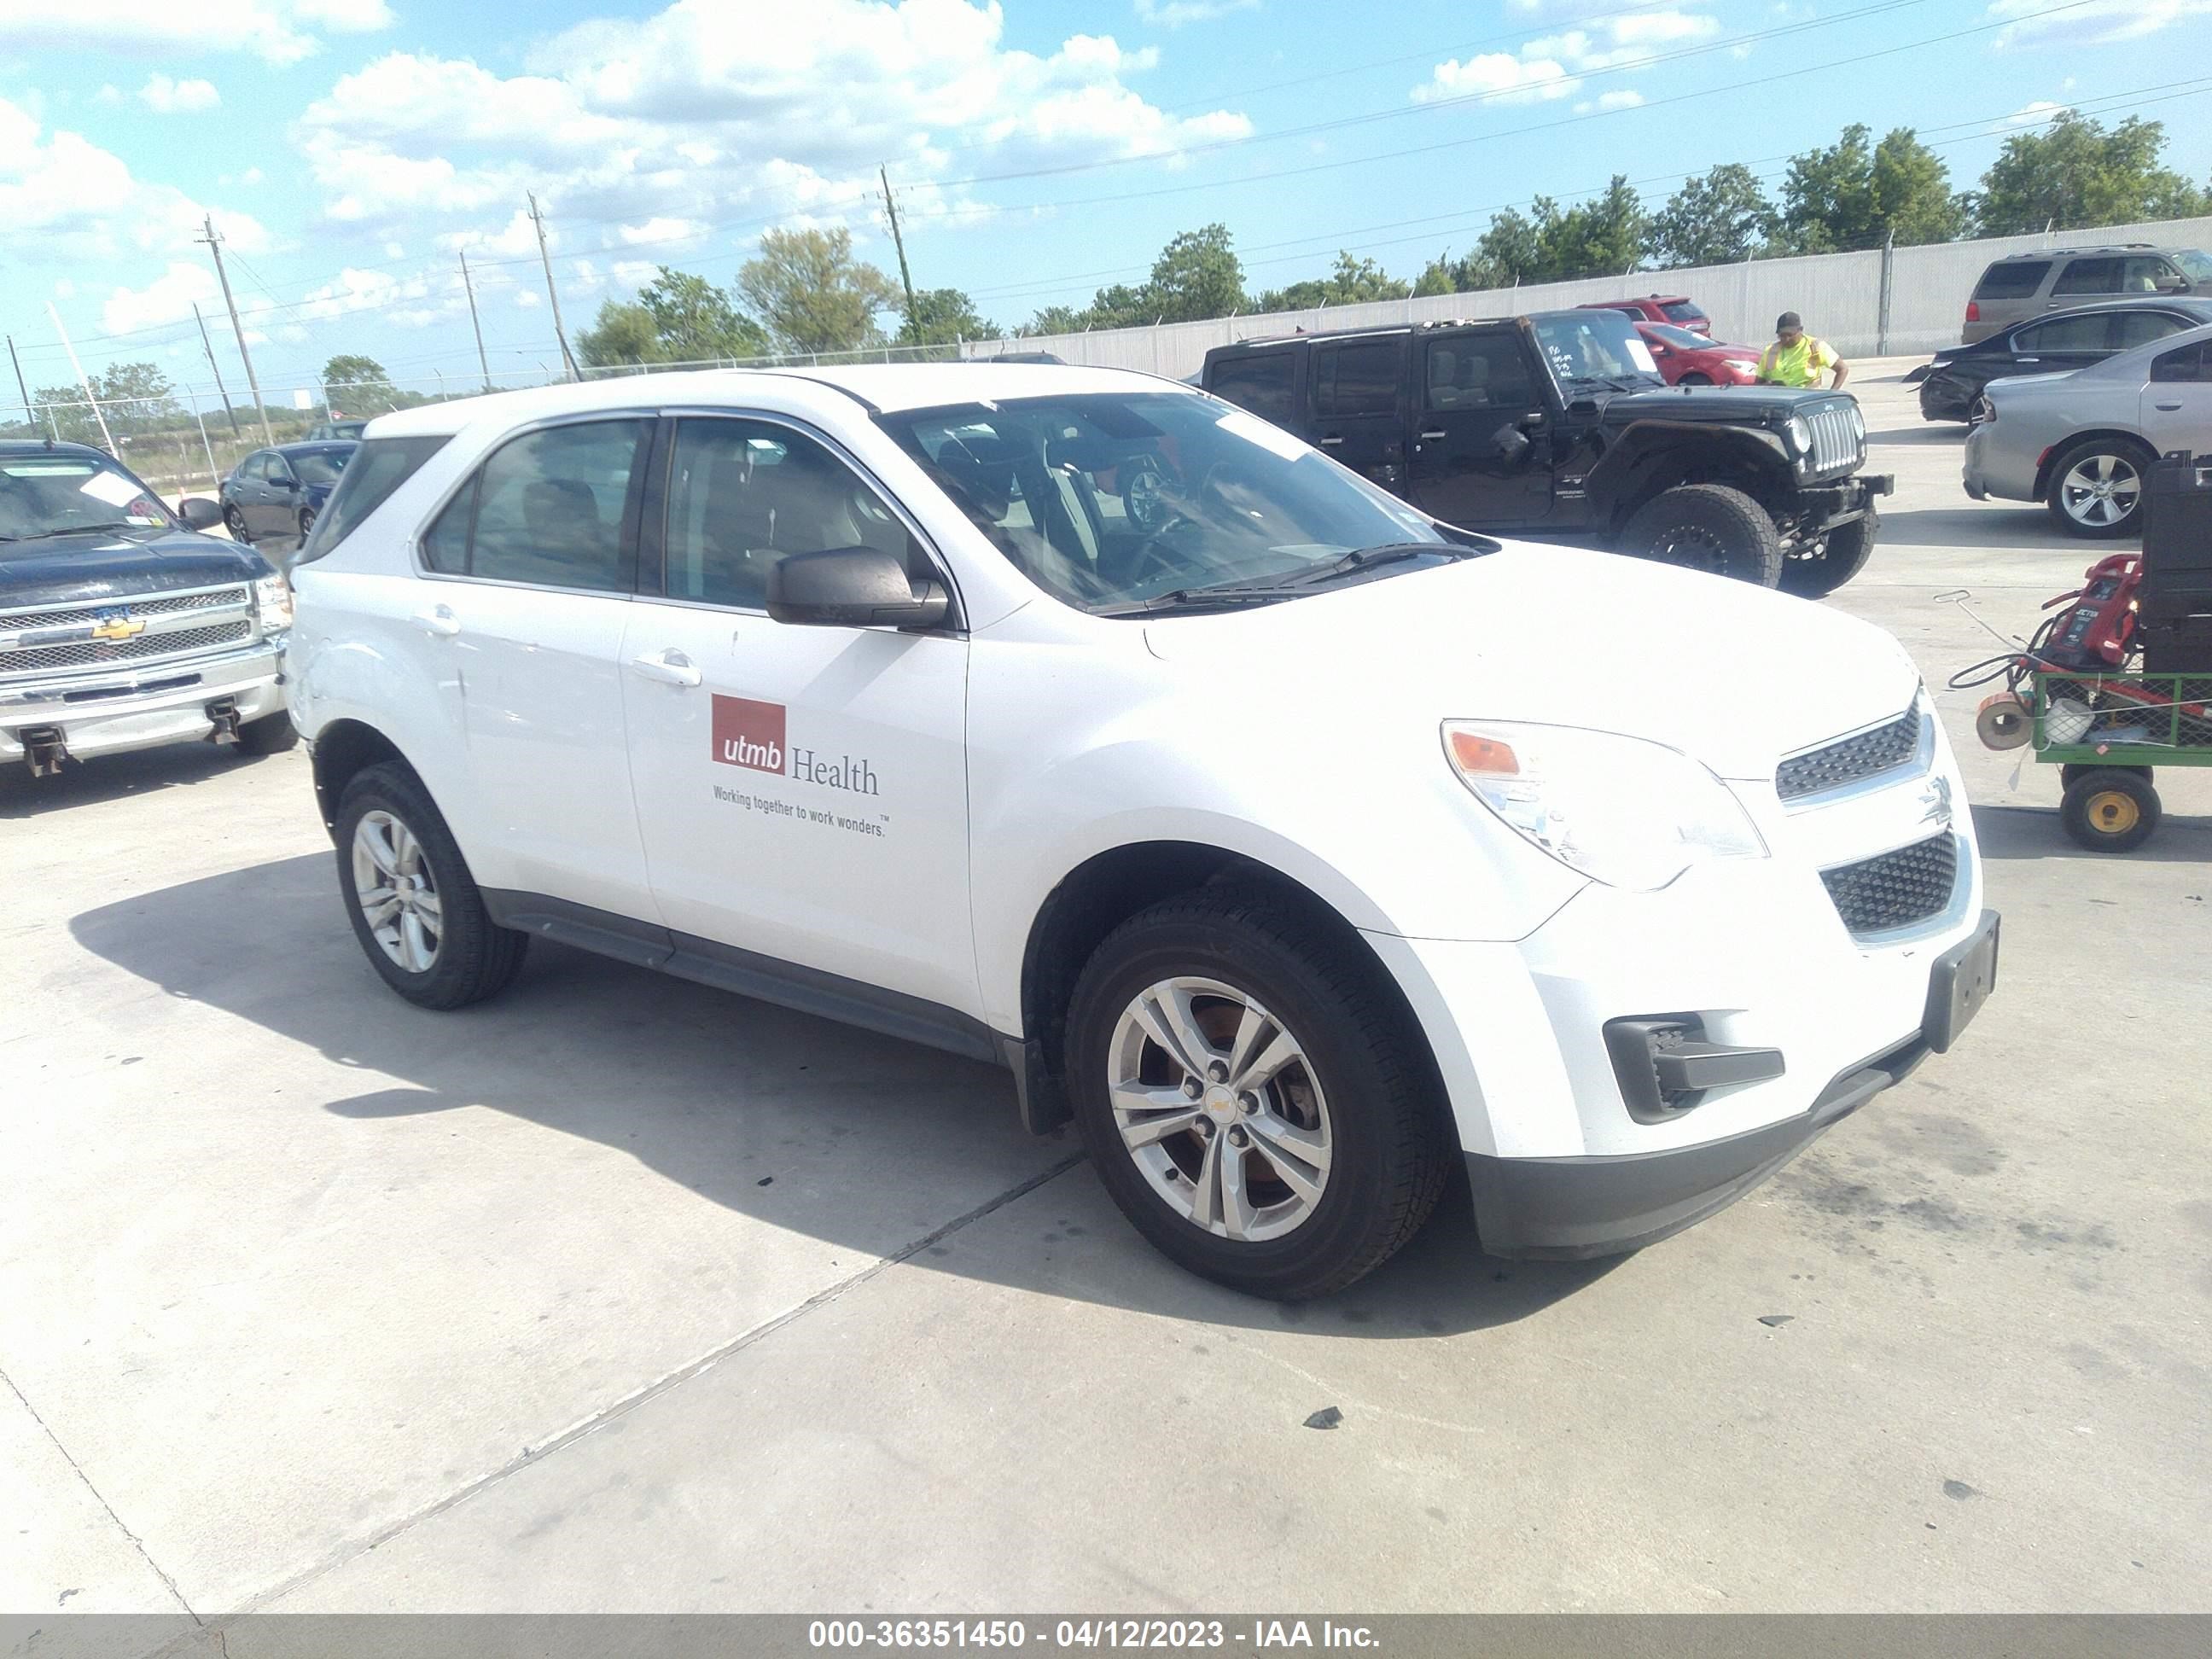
<box><xmin>1990</xmin><ymin>0</ymin><xmax>2210</xmax><ymax>49</ymax></box>
<box><xmin>101</xmin><ymin>260</ymin><xmax>221</xmax><ymax>333</ymax></box>
<box><xmin>137</xmin><ymin>74</ymin><xmax>221</xmax><ymax>114</ymax></box>
<box><xmin>515</xmin><ymin>289</ymin><xmax>541</xmax><ymax>308</ymax></box>
<box><xmin>2002</xmin><ymin>98</ymin><xmax>2069</xmax><ymax>128</ymax></box>
<box><xmin>300</xmin><ymin>265</ymin><xmax>445</xmax><ymax>328</ymax></box>
<box><xmin>293</xmin><ymin>0</ymin><xmax>1252</xmax><ymax>244</ymax></box>
<box><xmin>0</xmin><ymin>95</ymin><xmax>270</xmax><ymax>264</ymax></box>
<box><xmin>0</xmin><ymin>1</ymin><xmax>396</xmax><ymax>67</ymax></box>
<box><xmin>1132</xmin><ymin>0</ymin><xmax>1257</xmax><ymax>25</ymax></box>
<box><xmin>1575</xmin><ymin>88</ymin><xmax>1646</xmax><ymax>114</ymax></box>
<box><xmin>618</xmin><ymin>215</ymin><xmax>704</xmax><ymax>244</ymax></box>
<box><xmin>1414</xmin><ymin>12</ymin><xmax>1715</xmax><ymax>108</ymax></box>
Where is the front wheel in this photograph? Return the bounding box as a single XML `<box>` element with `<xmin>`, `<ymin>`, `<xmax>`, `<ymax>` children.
<box><xmin>2045</xmin><ymin>437</ymin><xmax>2152</xmax><ymax>538</ymax></box>
<box><xmin>223</xmin><ymin>504</ymin><xmax>249</xmax><ymax>543</ymax></box>
<box><xmin>1778</xmin><ymin>503</ymin><xmax>1878</xmax><ymax>598</ymax></box>
<box><xmin>1618</xmin><ymin>483</ymin><xmax>1783</xmax><ymax>587</ymax></box>
<box><xmin>335</xmin><ymin>762</ymin><xmax>528</xmax><ymax>1008</ymax></box>
<box><xmin>297</xmin><ymin>505</ymin><xmax>317</xmax><ymax>544</ymax></box>
<box><xmin>1065</xmin><ymin>889</ymin><xmax>1449</xmax><ymax>1300</ymax></box>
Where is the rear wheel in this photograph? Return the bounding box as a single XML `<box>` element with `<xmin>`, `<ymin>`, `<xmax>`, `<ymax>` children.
<box><xmin>1778</xmin><ymin>503</ymin><xmax>1878</xmax><ymax>598</ymax></box>
<box><xmin>234</xmin><ymin>710</ymin><xmax>299</xmax><ymax>755</ymax></box>
<box><xmin>1619</xmin><ymin>483</ymin><xmax>1783</xmax><ymax>587</ymax></box>
<box><xmin>297</xmin><ymin>505</ymin><xmax>317</xmax><ymax>544</ymax></box>
<box><xmin>2045</xmin><ymin>436</ymin><xmax>2153</xmax><ymax>538</ymax></box>
<box><xmin>335</xmin><ymin>762</ymin><xmax>528</xmax><ymax>1008</ymax></box>
<box><xmin>1066</xmin><ymin>888</ymin><xmax>1449</xmax><ymax>1300</ymax></box>
<box><xmin>2060</xmin><ymin>767</ymin><xmax>2159</xmax><ymax>853</ymax></box>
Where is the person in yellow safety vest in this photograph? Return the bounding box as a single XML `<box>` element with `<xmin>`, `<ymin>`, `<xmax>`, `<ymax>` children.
<box><xmin>1755</xmin><ymin>311</ymin><xmax>1849</xmax><ymax>389</ymax></box>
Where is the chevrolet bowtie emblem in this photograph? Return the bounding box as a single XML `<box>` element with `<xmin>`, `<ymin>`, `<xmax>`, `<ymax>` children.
<box><xmin>90</xmin><ymin>608</ymin><xmax>144</xmax><ymax>643</ymax></box>
<box><xmin>1918</xmin><ymin>774</ymin><xmax>1953</xmax><ymax>830</ymax></box>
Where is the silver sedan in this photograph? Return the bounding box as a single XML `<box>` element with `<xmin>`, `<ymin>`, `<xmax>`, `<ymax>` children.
<box><xmin>1963</xmin><ymin>319</ymin><xmax>2212</xmax><ymax>538</ymax></box>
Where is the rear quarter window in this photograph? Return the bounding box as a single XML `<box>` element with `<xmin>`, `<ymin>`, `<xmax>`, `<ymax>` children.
<box><xmin>293</xmin><ymin>436</ymin><xmax>451</xmax><ymax>566</ymax></box>
<box><xmin>1974</xmin><ymin>261</ymin><xmax>2051</xmax><ymax>300</ymax></box>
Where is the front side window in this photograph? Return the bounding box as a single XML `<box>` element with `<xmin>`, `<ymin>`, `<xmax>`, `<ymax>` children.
<box><xmin>1313</xmin><ymin>341</ymin><xmax>1401</xmax><ymax>418</ymax></box>
<box><xmin>2122</xmin><ymin>257</ymin><xmax>2180</xmax><ymax>294</ymax></box>
<box><xmin>878</xmin><ymin>391</ymin><xmax>1465</xmax><ymax>616</ymax></box>
<box><xmin>1974</xmin><ymin>261</ymin><xmax>2049</xmax><ymax>299</ymax></box>
<box><xmin>296</xmin><ymin>435</ymin><xmax>449</xmax><ymax>566</ymax></box>
<box><xmin>239</xmin><ymin>453</ymin><xmax>270</xmax><ymax>481</ymax></box>
<box><xmin>2053</xmin><ymin>258</ymin><xmax>2122</xmax><ymax>296</ymax></box>
<box><xmin>0</xmin><ymin>451</ymin><xmax>172</xmax><ymax>544</ymax></box>
<box><xmin>1208</xmin><ymin>352</ymin><xmax>1296</xmax><ymax>423</ymax></box>
<box><xmin>422</xmin><ymin>419</ymin><xmax>646</xmax><ymax>591</ymax></box>
<box><xmin>663</xmin><ymin>418</ymin><xmax>923</xmax><ymax>610</ymax></box>
<box><xmin>1426</xmin><ymin>335</ymin><xmax>1538</xmax><ymax>410</ymax></box>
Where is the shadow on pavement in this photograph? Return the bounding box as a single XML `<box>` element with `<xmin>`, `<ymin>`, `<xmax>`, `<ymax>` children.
<box><xmin>0</xmin><ymin>741</ymin><xmax>282</xmax><ymax>819</ymax></box>
<box><xmin>70</xmin><ymin>853</ymin><xmax>1614</xmax><ymax>1337</ymax></box>
<box><xmin>1865</xmin><ymin>423</ymin><xmax>1960</xmax><ymax>445</ymax></box>
<box><xmin>1972</xmin><ymin>801</ymin><xmax>2212</xmax><ymax>864</ymax></box>
<box><xmin>1876</xmin><ymin>504</ymin><xmax>2091</xmax><ymax>553</ymax></box>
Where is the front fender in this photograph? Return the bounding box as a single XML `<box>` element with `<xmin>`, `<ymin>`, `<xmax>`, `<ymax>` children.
<box><xmin>1586</xmin><ymin>422</ymin><xmax>1792</xmax><ymax>522</ymax></box>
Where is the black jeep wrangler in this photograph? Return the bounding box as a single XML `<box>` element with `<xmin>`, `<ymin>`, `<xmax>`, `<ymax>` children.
<box><xmin>1200</xmin><ymin>309</ymin><xmax>1892</xmax><ymax>596</ymax></box>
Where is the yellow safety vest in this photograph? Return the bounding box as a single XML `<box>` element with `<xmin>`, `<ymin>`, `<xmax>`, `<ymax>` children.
<box><xmin>1757</xmin><ymin>336</ymin><xmax>1836</xmax><ymax>387</ymax></box>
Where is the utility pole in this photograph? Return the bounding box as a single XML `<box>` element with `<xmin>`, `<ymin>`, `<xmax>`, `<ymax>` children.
<box><xmin>197</xmin><ymin>215</ymin><xmax>274</xmax><ymax>444</ymax></box>
<box><xmin>527</xmin><ymin>193</ymin><xmax>579</xmax><ymax>381</ymax></box>
<box><xmin>191</xmin><ymin>303</ymin><xmax>242</xmax><ymax>437</ymax></box>
<box><xmin>6</xmin><ymin>334</ymin><xmax>33</xmax><ymax>432</ymax></box>
<box><xmin>45</xmin><ymin>302</ymin><xmax>117</xmax><ymax>454</ymax></box>
<box><xmin>459</xmin><ymin>250</ymin><xmax>493</xmax><ymax>391</ymax></box>
<box><xmin>880</xmin><ymin>165</ymin><xmax>919</xmax><ymax>346</ymax></box>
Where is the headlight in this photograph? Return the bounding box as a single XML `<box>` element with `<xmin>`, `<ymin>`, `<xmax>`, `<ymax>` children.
<box><xmin>255</xmin><ymin>573</ymin><xmax>294</xmax><ymax>631</ymax></box>
<box><xmin>1442</xmin><ymin>720</ymin><xmax>1767</xmax><ymax>891</ymax></box>
<box><xmin>1785</xmin><ymin>414</ymin><xmax>1813</xmax><ymax>456</ymax></box>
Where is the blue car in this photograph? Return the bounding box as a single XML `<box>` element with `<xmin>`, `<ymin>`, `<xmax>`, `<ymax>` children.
<box><xmin>219</xmin><ymin>440</ymin><xmax>357</xmax><ymax>548</ymax></box>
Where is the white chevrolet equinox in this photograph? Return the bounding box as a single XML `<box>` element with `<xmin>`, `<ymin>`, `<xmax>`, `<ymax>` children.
<box><xmin>287</xmin><ymin>364</ymin><xmax>1998</xmax><ymax>1298</ymax></box>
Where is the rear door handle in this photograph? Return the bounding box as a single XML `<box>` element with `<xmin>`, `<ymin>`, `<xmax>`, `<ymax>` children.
<box><xmin>1418</xmin><ymin>428</ymin><xmax>1447</xmax><ymax>441</ymax></box>
<box><xmin>1317</xmin><ymin>434</ymin><xmax>1345</xmax><ymax>446</ymax></box>
<box><xmin>2155</xmin><ymin>400</ymin><xmax>2183</xmax><ymax>411</ymax></box>
<box><xmin>630</xmin><ymin>649</ymin><xmax>701</xmax><ymax>687</ymax></box>
<box><xmin>2014</xmin><ymin>357</ymin><xmax>2038</xmax><ymax>365</ymax></box>
<box><xmin>411</xmin><ymin>605</ymin><xmax>459</xmax><ymax>637</ymax></box>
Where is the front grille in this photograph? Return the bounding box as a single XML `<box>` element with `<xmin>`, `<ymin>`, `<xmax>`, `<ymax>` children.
<box><xmin>0</xmin><ymin>586</ymin><xmax>247</xmax><ymax>634</ymax></box>
<box><xmin>0</xmin><ymin>620</ymin><xmax>252</xmax><ymax>675</ymax></box>
<box><xmin>1805</xmin><ymin>403</ymin><xmax>1862</xmax><ymax>474</ymax></box>
<box><xmin>1777</xmin><ymin>707</ymin><xmax>1920</xmax><ymax>800</ymax></box>
<box><xmin>1821</xmin><ymin>832</ymin><xmax>1958</xmax><ymax>934</ymax></box>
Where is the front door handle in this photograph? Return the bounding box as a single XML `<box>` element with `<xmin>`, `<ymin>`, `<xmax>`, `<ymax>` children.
<box><xmin>411</xmin><ymin>605</ymin><xmax>459</xmax><ymax>637</ymax></box>
<box><xmin>1317</xmin><ymin>434</ymin><xmax>1345</xmax><ymax>446</ymax></box>
<box><xmin>2014</xmin><ymin>357</ymin><xmax>2038</xmax><ymax>365</ymax></box>
<box><xmin>630</xmin><ymin>649</ymin><xmax>701</xmax><ymax>687</ymax></box>
<box><xmin>1418</xmin><ymin>428</ymin><xmax>1448</xmax><ymax>441</ymax></box>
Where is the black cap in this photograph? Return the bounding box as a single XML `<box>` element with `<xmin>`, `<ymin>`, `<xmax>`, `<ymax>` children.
<box><xmin>1777</xmin><ymin>311</ymin><xmax>1803</xmax><ymax>331</ymax></box>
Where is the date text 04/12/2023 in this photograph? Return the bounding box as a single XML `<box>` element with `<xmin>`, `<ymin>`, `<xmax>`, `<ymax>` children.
<box><xmin>806</xmin><ymin>1620</ymin><xmax>1380</xmax><ymax>1650</ymax></box>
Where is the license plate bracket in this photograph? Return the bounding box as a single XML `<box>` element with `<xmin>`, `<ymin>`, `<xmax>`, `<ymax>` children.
<box><xmin>1924</xmin><ymin>910</ymin><xmax>2000</xmax><ymax>1053</ymax></box>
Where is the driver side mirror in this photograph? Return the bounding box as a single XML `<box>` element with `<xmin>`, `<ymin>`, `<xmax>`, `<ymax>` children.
<box><xmin>767</xmin><ymin>545</ymin><xmax>951</xmax><ymax>632</ymax></box>
<box><xmin>178</xmin><ymin>497</ymin><xmax>223</xmax><ymax>530</ymax></box>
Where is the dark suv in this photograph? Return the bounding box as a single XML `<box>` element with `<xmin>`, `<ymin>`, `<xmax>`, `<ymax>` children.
<box><xmin>1201</xmin><ymin>308</ymin><xmax>1891</xmax><ymax>595</ymax></box>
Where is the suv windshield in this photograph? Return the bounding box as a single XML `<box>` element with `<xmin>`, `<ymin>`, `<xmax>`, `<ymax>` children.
<box><xmin>2174</xmin><ymin>250</ymin><xmax>2212</xmax><ymax>283</ymax></box>
<box><xmin>878</xmin><ymin>392</ymin><xmax>1471</xmax><ymax>614</ymax></box>
<box><xmin>1532</xmin><ymin>311</ymin><xmax>1663</xmax><ymax>393</ymax></box>
<box><xmin>0</xmin><ymin>452</ymin><xmax>173</xmax><ymax>544</ymax></box>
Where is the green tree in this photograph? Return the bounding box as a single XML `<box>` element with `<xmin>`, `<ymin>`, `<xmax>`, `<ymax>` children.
<box><xmin>1537</xmin><ymin>176</ymin><xmax>1647</xmax><ymax>280</ymax></box>
<box><xmin>1254</xmin><ymin>252</ymin><xmax>1412</xmax><ymax>311</ymax></box>
<box><xmin>1411</xmin><ymin>255</ymin><xmax>1461</xmax><ymax>298</ymax></box>
<box><xmin>635</xmin><ymin>267</ymin><xmax>767</xmax><ymax>360</ymax></box>
<box><xmin>1017</xmin><ymin>305</ymin><xmax>1090</xmax><ymax>337</ymax></box>
<box><xmin>1975</xmin><ymin>113</ymin><xmax>2211</xmax><ymax>236</ymax></box>
<box><xmin>1779</xmin><ymin>125</ymin><xmax>1961</xmax><ymax>253</ymax></box>
<box><xmin>576</xmin><ymin>300</ymin><xmax>669</xmax><ymax>369</ymax></box>
<box><xmin>1474</xmin><ymin>207</ymin><xmax>1544</xmax><ymax>286</ymax></box>
<box><xmin>1144</xmin><ymin>223</ymin><xmax>1246</xmax><ymax>323</ymax></box>
<box><xmin>900</xmin><ymin>288</ymin><xmax>992</xmax><ymax>346</ymax></box>
<box><xmin>1646</xmin><ymin>164</ymin><xmax>1778</xmax><ymax>267</ymax></box>
<box><xmin>1871</xmin><ymin>130</ymin><xmax>1966</xmax><ymax>247</ymax></box>
<box><xmin>320</xmin><ymin>353</ymin><xmax>398</xmax><ymax>416</ymax></box>
<box><xmin>36</xmin><ymin>362</ymin><xmax>179</xmax><ymax>441</ymax></box>
<box><xmin>737</xmin><ymin>227</ymin><xmax>903</xmax><ymax>356</ymax></box>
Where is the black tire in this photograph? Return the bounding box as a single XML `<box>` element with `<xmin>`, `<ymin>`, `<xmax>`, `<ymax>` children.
<box><xmin>235</xmin><ymin>710</ymin><xmax>299</xmax><ymax>755</ymax></box>
<box><xmin>2044</xmin><ymin>435</ymin><xmax>2154</xmax><ymax>539</ymax></box>
<box><xmin>1677</xmin><ymin>372</ymin><xmax>1712</xmax><ymax>387</ymax></box>
<box><xmin>1778</xmin><ymin>502</ymin><xmax>1878</xmax><ymax>598</ymax></box>
<box><xmin>298</xmin><ymin>506</ymin><xmax>317</xmax><ymax>544</ymax></box>
<box><xmin>1064</xmin><ymin>888</ymin><xmax>1450</xmax><ymax>1300</ymax></box>
<box><xmin>1618</xmin><ymin>483</ymin><xmax>1783</xmax><ymax>587</ymax></box>
<box><xmin>223</xmin><ymin>504</ymin><xmax>250</xmax><ymax>543</ymax></box>
<box><xmin>334</xmin><ymin>762</ymin><xmax>528</xmax><ymax>1009</ymax></box>
<box><xmin>2060</xmin><ymin>768</ymin><xmax>2159</xmax><ymax>853</ymax></box>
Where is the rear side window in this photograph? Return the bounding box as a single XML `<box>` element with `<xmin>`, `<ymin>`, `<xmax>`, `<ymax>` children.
<box><xmin>1661</xmin><ymin>301</ymin><xmax>1707</xmax><ymax>325</ymax></box>
<box><xmin>422</xmin><ymin>419</ymin><xmax>648</xmax><ymax>591</ymax></box>
<box><xmin>1208</xmin><ymin>352</ymin><xmax>1296</xmax><ymax>423</ymax></box>
<box><xmin>1313</xmin><ymin>341</ymin><xmax>1400</xmax><ymax>418</ymax></box>
<box><xmin>2111</xmin><ymin>311</ymin><xmax>2194</xmax><ymax>348</ymax></box>
<box><xmin>1974</xmin><ymin>261</ymin><xmax>2049</xmax><ymax>300</ymax></box>
<box><xmin>2053</xmin><ymin>258</ymin><xmax>2122</xmax><ymax>297</ymax></box>
<box><xmin>295</xmin><ymin>436</ymin><xmax>449</xmax><ymax>566</ymax></box>
<box><xmin>2151</xmin><ymin>341</ymin><xmax>2211</xmax><ymax>383</ymax></box>
<box><xmin>2013</xmin><ymin>314</ymin><xmax>2111</xmax><ymax>352</ymax></box>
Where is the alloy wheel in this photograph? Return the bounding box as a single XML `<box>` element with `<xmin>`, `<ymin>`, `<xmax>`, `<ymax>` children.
<box><xmin>352</xmin><ymin>810</ymin><xmax>443</xmax><ymax>973</ymax></box>
<box><xmin>2058</xmin><ymin>452</ymin><xmax>2141</xmax><ymax>529</ymax></box>
<box><xmin>1107</xmin><ymin>976</ymin><xmax>1333</xmax><ymax>1243</ymax></box>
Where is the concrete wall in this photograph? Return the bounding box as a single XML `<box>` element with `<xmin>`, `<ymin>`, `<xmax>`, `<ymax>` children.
<box><xmin>967</xmin><ymin>214</ymin><xmax>2212</xmax><ymax>377</ymax></box>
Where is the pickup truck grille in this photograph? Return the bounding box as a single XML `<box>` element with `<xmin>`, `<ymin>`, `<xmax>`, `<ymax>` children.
<box><xmin>1776</xmin><ymin>707</ymin><xmax>1921</xmax><ymax>801</ymax></box>
<box><xmin>0</xmin><ymin>585</ymin><xmax>256</xmax><ymax>678</ymax></box>
<box><xmin>1805</xmin><ymin>404</ymin><xmax>1863</xmax><ymax>474</ymax></box>
<box><xmin>1821</xmin><ymin>832</ymin><xmax>1957</xmax><ymax>935</ymax></box>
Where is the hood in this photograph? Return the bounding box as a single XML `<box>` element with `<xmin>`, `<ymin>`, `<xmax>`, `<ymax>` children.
<box><xmin>1598</xmin><ymin>383</ymin><xmax>1841</xmax><ymax>424</ymax></box>
<box><xmin>0</xmin><ymin>528</ymin><xmax>273</xmax><ymax>611</ymax></box>
<box><xmin>1143</xmin><ymin>545</ymin><xmax>1919</xmax><ymax>780</ymax></box>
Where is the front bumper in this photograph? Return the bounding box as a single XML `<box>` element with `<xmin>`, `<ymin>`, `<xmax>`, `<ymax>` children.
<box><xmin>0</xmin><ymin>641</ymin><xmax>286</xmax><ymax>765</ymax></box>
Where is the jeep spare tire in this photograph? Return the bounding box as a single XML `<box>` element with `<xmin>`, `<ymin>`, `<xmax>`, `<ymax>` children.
<box><xmin>1619</xmin><ymin>483</ymin><xmax>1783</xmax><ymax>587</ymax></box>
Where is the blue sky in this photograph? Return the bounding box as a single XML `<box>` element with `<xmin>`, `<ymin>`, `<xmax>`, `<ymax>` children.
<box><xmin>2</xmin><ymin>0</ymin><xmax>2207</xmax><ymax>404</ymax></box>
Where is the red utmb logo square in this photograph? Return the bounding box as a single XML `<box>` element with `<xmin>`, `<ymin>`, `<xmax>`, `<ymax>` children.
<box><xmin>712</xmin><ymin>696</ymin><xmax>786</xmax><ymax>774</ymax></box>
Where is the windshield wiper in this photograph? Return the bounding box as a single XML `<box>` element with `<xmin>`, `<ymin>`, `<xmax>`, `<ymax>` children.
<box><xmin>1289</xmin><ymin>541</ymin><xmax>1489</xmax><ymax>586</ymax></box>
<box><xmin>1096</xmin><ymin>584</ymin><xmax>1307</xmax><ymax>616</ymax></box>
<box><xmin>5</xmin><ymin>521</ymin><xmax>148</xmax><ymax>544</ymax></box>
